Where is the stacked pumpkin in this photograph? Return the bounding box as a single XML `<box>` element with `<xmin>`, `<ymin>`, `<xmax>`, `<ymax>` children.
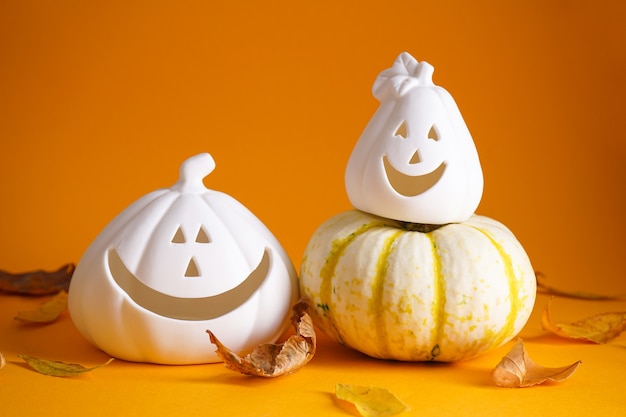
<box><xmin>300</xmin><ymin>52</ymin><xmax>536</xmax><ymax>361</ymax></box>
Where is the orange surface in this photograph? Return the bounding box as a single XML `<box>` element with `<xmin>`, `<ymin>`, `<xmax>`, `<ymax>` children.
<box><xmin>2</xmin><ymin>294</ymin><xmax>626</xmax><ymax>416</ymax></box>
<box><xmin>1</xmin><ymin>1</ymin><xmax>626</xmax><ymax>416</ymax></box>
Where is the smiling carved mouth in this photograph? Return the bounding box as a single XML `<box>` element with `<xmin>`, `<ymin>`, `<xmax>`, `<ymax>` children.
<box><xmin>382</xmin><ymin>155</ymin><xmax>447</xmax><ymax>197</ymax></box>
<box><xmin>107</xmin><ymin>247</ymin><xmax>271</xmax><ymax>321</ymax></box>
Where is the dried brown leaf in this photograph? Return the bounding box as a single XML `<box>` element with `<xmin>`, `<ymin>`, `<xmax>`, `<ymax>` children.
<box><xmin>335</xmin><ymin>383</ymin><xmax>410</xmax><ymax>417</ymax></box>
<box><xmin>207</xmin><ymin>298</ymin><xmax>316</xmax><ymax>377</ymax></box>
<box><xmin>492</xmin><ymin>339</ymin><xmax>581</xmax><ymax>388</ymax></box>
<box><xmin>536</xmin><ymin>272</ymin><xmax>626</xmax><ymax>301</ymax></box>
<box><xmin>14</xmin><ymin>290</ymin><xmax>68</xmax><ymax>323</ymax></box>
<box><xmin>0</xmin><ymin>264</ymin><xmax>75</xmax><ymax>295</ymax></box>
<box><xmin>18</xmin><ymin>354</ymin><xmax>114</xmax><ymax>377</ymax></box>
<box><xmin>541</xmin><ymin>299</ymin><xmax>626</xmax><ymax>343</ymax></box>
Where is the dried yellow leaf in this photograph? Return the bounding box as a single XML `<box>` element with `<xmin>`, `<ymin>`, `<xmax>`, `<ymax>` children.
<box><xmin>492</xmin><ymin>339</ymin><xmax>581</xmax><ymax>388</ymax></box>
<box><xmin>18</xmin><ymin>354</ymin><xmax>114</xmax><ymax>377</ymax></box>
<box><xmin>541</xmin><ymin>299</ymin><xmax>626</xmax><ymax>343</ymax></box>
<box><xmin>14</xmin><ymin>290</ymin><xmax>68</xmax><ymax>323</ymax></box>
<box><xmin>335</xmin><ymin>383</ymin><xmax>410</xmax><ymax>417</ymax></box>
<box><xmin>207</xmin><ymin>299</ymin><xmax>316</xmax><ymax>377</ymax></box>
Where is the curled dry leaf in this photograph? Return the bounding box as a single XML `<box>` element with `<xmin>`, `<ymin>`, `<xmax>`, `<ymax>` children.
<box><xmin>14</xmin><ymin>290</ymin><xmax>68</xmax><ymax>323</ymax></box>
<box><xmin>335</xmin><ymin>383</ymin><xmax>410</xmax><ymax>417</ymax></box>
<box><xmin>207</xmin><ymin>298</ymin><xmax>316</xmax><ymax>377</ymax></box>
<box><xmin>536</xmin><ymin>272</ymin><xmax>626</xmax><ymax>301</ymax></box>
<box><xmin>542</xmin><ymin>299</ymin><xmax>626</xmax><ymax>344</ymax></box>
<box><xmin>492</xmin><ymin>339</ymin><xmax>581</xmax><ymax>388</ymax></box>
<box><xmin>0</xmin><ymin>263</ymin><xmax>75</xmax><ymax>295</ymax></box>
<box><xmin>18</xmin><ymin>354</ymin><xmax>114</xmax><ymax>377</ymax></box>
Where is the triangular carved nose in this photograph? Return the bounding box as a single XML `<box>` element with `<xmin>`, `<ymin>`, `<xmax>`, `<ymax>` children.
<box><xmin>185</xmin><ymin>258</ymin><xmax>200</xmax><ymax>277</ymax></box>
<box><xmin>409</xmin><ymin>150</ymin><xmax>421</xmax><ymax>164</ymax></box>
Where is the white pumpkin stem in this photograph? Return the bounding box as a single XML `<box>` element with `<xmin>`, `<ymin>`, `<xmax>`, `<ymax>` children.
<box><xmin>373</xmin><ymin>52</ymin><xmax>435</xmax><ymax>100</ymax></box>
<box><xmin>415</xmin><ymin>61</ymin><xmax>434</xmax><ymax>85</ymax></box>
<box><xmin>172</xmin><ymin>153</ymin><xmax>216</xmax><ymax>193</ymax></box>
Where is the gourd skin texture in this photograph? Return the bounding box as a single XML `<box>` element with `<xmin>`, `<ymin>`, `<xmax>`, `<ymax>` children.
<box><xmin>300</xmin><ymin>210</ymin><xmax>536</xmax><ymax>362</ymax></box>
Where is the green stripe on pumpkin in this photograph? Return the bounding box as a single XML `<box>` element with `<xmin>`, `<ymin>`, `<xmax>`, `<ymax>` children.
<box><xmin>428</xmin><ymin>234</ymin><xmax>446</xmax><ymax>360</ymax></box>
<box><xmin>472</xmin><ymin>228</ymin><xmax>521</xmax><ymax>348</ymax></box>
<box><xmin>319</xmin><ymin>221</ymin><xmax>385</xmax><ymax>343</ymax></box>
<box><xmin>369</xmin><ymin>230</ymin><xmax>403</xmax><ymax>358</ymax></box>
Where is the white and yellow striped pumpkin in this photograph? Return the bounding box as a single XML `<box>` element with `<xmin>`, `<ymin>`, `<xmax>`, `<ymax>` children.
<box><xmin>300</xmin><ymin>210</ymin><xmax>536</xmax><ymax>362</ymax></box>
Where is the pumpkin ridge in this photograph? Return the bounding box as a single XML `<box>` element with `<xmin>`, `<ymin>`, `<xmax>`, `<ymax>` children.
<box><xmin>470</xmin><ymin>227</ymin><xmax>521</xmax><ymax>349</ymax></box>
<box><xmin>429</xmin><ymin>233</ymin><xmax>446</xmax><ymax>360</ymax></box>
<box><xmin>369</xmin><ymin>230</ymin><xmax>403</xmax><ymax>358</ymax></box>
<box><xmin>301</xmin><ymin>211</ymin><xmax>535</xmax><ymax>362</ymax></box>
<box><xmin>120</xmin><ymin>192</ymin><xmax>180</xmax><ymax>275</ymax></box>
<box><xmin>81</xmin><ymin>191</ymin><xmax>176</xmax><ymax>357</ymax></box>
<box><xmin>70</xmin><ymin>153</ymin><xmax>299</xmax><ymax>364</ymax></box>
<box><xmin>198</xmin><ymin>193</ymin><xmax>260</xmax><ymax>270</ymax></box>
<box><xmin>319</xmin><ymin>221</ymin><xmax>384</xmax><ymax>344</ymax></box>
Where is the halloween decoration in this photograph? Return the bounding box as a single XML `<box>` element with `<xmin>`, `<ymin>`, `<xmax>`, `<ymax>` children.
<box><xmin>69</xmin><ymin>153</ymin><xmax>299</xmax><ymax>364</ymax></box>
<box><xmin>300</xmin><ymin>210</ymin><xmax>535</xmax><ymax>361</ymax></box>
<box><xmin>301</xmin><ymin>52</ymin><xmax>535</xmax><ymax>361</ymax></box>
<box><xmin>345</xmin><ymin>52</ymin><xmax>483</xmax><ymax>225</ymax></box>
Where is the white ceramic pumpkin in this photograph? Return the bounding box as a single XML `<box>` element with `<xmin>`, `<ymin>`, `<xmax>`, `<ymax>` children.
<box><xmin>345</xmin><ymin>52</ymin><xmax>483</xmax><ymax>224</ymax></box>
<box><xmin>300</xmin><ymin>210</ymin><xmax>536</xmax><ymax>362</ymax></box>
<box><xmin>68</xmin><ymin>153</ymin><xmax>299</xmax><ymax>365</ymax></box>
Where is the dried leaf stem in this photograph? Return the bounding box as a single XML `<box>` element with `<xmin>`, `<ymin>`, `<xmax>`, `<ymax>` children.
<box><xmin>536</xmin><ymin>272</ymin><xmax>626</xmax><ymax>301</ymax></box>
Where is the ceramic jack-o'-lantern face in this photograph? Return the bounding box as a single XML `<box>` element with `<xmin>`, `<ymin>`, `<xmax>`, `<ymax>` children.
<box><xmin>68</xmin><ymin>153</ymin><xmax>299</xmax><ymax>365</ymax></box>
<box><xmin>345</xmin><ymin>52</ymin><xmax>483</xmax><ymax>224</ymax></box>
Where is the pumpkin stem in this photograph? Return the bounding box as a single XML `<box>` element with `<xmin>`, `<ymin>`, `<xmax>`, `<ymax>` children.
<box><xmin>416</xmin><ymin>61</ymin><xmax>435</xmax><ymax>85</ymax></box>
<box><xmin>172</xmin><ymin>153</ymin><xmax>216</xmax><ymax>193</ymax></box>
<box><xmin>399</xmin><ymin>221</ymin><xmax>447</xmax><ymax>233</ymax></box>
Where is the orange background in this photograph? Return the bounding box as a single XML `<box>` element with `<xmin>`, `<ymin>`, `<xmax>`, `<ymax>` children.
<box><xmin>1</xmin><ymin>0</ymin><xmax>625</xmax><ymax>294</ymax></box>
<box><xmin>1</xmin><ymin>1</ymin><xmax>626</xmax><ymax>416</ymax></box>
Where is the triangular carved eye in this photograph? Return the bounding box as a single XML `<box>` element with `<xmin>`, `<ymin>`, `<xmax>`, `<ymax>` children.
<box><xmin>428</xmin><ymin>125</ymin><xmax>439</xmax><ymax>141</ymax></box>
<box><xmin>394</xmin><ymin>121</ymin><xmax>408</xmax><ymax>139</ymax></box>
<box><xmin>195</xmin><ymin>227</ymin><xmax>210</xmax><ymax>243</ymax></box>
<box><xmin>185</xmin><ymin>257</ymin><xmax>201</xmax><ymax>277</ymax></box>
<box><xmin>171</xmin><ymin>227</ymin><xmax>186</xmax><ymax>243</ymax></box>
